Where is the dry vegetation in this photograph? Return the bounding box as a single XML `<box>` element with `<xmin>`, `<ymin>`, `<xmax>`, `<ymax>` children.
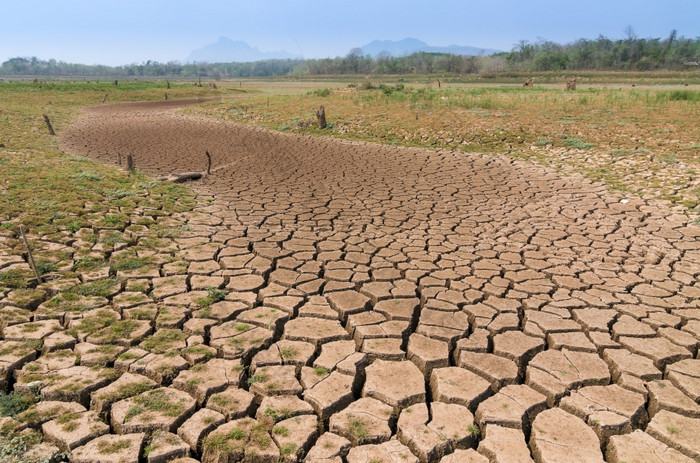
<box><xmin>0</xmin><ymin>81</ymin><xmax>218</xmax><ymax>237</ymax></box>
<box><xmin>190</xmin><ymin>77</ymin><xmax>700</xmax><ymax>218</ymax></box>
<box><xmin>0</xmin><ymin>75</ymin><xmax>698</xmax><ymax>463</ymax></box>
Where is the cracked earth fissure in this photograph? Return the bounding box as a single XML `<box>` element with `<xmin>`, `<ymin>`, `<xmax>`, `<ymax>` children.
<box><xmin>3</xmin><ymin>98</ymin><xmax>697</xmax><ymax>462</ymax></box>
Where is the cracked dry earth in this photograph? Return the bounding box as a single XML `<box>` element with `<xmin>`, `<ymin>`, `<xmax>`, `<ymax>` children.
<box><xmin>2</xmin><ymin>98</ymin><xmax>698</xmax><ymax>463</ymax></box>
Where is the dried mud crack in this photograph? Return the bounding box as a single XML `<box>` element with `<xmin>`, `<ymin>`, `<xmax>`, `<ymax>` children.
<box><xmin>1</xmin><ymin>98</ymin><xmax>698</xmax><ymax>463</ymax></box>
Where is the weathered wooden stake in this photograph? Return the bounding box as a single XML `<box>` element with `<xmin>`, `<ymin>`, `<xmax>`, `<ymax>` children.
<box><xmin>19</xmin><ymin>227</ymin><xmax>42</xmax><ymax>284</ymax></box>
<box><xmin>42</xmin><ymin>114</ymin><xmax>55</xmax><ymax>135</ymax></box>
<box><xmin>167</xmin><ymin>81</ymin><xmax>171</xmax><ymax>89</ymax></box>
<box><xmin>101</xmin><ymin>94</ymin><xmax>108</xmax><ymax>103</ymax></box>
<box><xmin>126</xmin><ymin>154</ymin><xmax>135</xmax><ymax>173</ymax></box>
<box><xmin>437</xmin><ymin>78</ymin><xmax>441</xmax><ymax>88</ymax></box>
<box><xmin>205</xmin><ymin>150</ymin><xmax>212</xmax><ymax>175</ymax></box>
<box><xmin>266</xmin><ymin>97</ymin><xmax>270</xmax><ymax>106</ymax></box>
<box><xmin>118</xmin><ymin>153</ymin><xmax>122</xmax><ymax>166</ymax></box>
<box><xmin>315</xmin><ymin>105</ymin><xmax>327</xmax><ymax>129</ymax></box>
<box><xmin>164</xmin><ymin>93</ymin><xmax>168</xmax><ymax>100</ymax></box>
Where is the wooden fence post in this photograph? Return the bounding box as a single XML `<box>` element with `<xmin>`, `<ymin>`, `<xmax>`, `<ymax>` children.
<box><xmin>315</xmin><ymin>105</ymin><xmax>327</xmax><ymax>129</ymax></box>
<box><xmin>42</xmin><ymin>114</ymin><xmax>55</xmax><ymax>135</ymax></box>
<box><xmin>20</xmin><ymin>227</ymin><xmax>42</xmax><ymax>284</ymax></box>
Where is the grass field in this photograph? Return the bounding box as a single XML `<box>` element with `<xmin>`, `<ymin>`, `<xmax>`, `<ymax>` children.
<box><xmin>0</xmin><ymin>81</ymin><xmax>218</xmax><ymax>288</ymax></box>
<box><xmin>189</xmin><ymin>76</ymin><xmax>700</xmax><ymax>216</ymax></box>
<box><xmin>0</xmin><ymin>73</ymin><xmax>698</xmax><ymax>461</ymax></box>
<box><xmin>0</xmin><ymin>74</ymin><xmax>698</xmax><ymax>270</ymax></box>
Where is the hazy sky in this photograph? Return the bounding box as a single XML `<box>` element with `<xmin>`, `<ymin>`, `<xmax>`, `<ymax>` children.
<box><xmin>2</xmin><ymin>0</ymin><xmax>698</xmax><ymax>65</ymax></box>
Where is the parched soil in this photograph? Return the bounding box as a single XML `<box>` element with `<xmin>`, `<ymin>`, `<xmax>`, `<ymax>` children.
<box><xmin>10</xmin><ymin>99</ymin><xmax>698</xmax><ymax>462</ymax></box>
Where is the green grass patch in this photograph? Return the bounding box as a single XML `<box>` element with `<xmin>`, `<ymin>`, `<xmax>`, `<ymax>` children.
<box><xmin>0</xmin><ymin>391</ymin><xmax>37</xmax><ymax>418</ymax></box>
<box><xmin>347</xmin><ymin>416</ymin><xmax>368</xmax><ymax>442</ymax></box>
<box><xmin>562</xmin><ymin>138</ymin><xmax>595</xmax><ymax>150</ymax></box>
<box><xmin>139</xmin><ymin>329</ymin><xmax>187</xmax><ymax>354</ymax></box>
<box><xmin>0</xmin><ymin>269</ymin><xmax>32</xmax><ymax>289</ymax></box>
<box><xmin>123</xmin><ymin>388</ymin><xmax>185</xmax><ymax>422</ymax></box>
<box><xmin>247</xmin><ymin>373</ymin><xmax>268</xmax><ymax>385</ymax></box>
<box><xmin>195</xmin><ymin>286</ymin><xmax>228</xmax><ymax>308</ymax></box>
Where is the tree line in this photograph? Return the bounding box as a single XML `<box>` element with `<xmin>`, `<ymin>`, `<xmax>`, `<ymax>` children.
<box><xmin>506</xmin><ymin>31</ymin><xmax>699</xmax><ymax>71</ymax></box>
<box><xmin>1</xmin><ymin>32</ymin><xmax>698</xmax><ymax>78</ymax></box>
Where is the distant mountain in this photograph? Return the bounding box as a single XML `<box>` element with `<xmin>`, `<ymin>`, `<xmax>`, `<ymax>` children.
<box><xmin>186</xmin><ymin>37</ymin><xmax>299</xmax><ymax>63</ymax></box>
<box><xmin>359</xmin><ymin>38</ymin><xmax>501</xmax><ymax>57</ymax></box>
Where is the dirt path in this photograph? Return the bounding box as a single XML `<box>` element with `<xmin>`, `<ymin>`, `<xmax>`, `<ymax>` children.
<box><xmin>53</xmin><ymin>100</ymin><xmax>700</xmax><ymax>461</ymax></box>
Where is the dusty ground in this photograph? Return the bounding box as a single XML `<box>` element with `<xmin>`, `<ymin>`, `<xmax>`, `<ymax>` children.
<box><xmin>5</xmin><ymin>99</ymin><xmax>699</xmax><ymax>462</ymax></box>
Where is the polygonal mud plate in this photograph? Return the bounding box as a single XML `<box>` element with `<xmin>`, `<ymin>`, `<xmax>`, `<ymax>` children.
<box><xmin>145</xmin><ymin>430</ymin><xmax>190</xmax><ymax>463</ymax></box>
<box><xmin>201</xmin><ymin>417</ymin><xmax>279</xmax><ymax>463</ymax></box>
<box><xmin>111</xmin><ymin>387</ymin><xmax>196</xmax><ymax>434</ymax></box>
<box><xmin>172</xmin><ymin>358</ymin><xmax>244</xmax><ymax>405</ymax></box>
<box><xmin>42</xmin><ymin>410</ymin><xmax>109</xmax><ymax>451</ymax></box>
<box><xmin>329</xmin><ymin>397</ymin><xmax>394</xmax><ymax>445</ymax></box>
<box><xmin>40</xmin><ymin>365</ymin><xmax>117</xmax><ymax>406</ymax></box>
<box><xmin>90</xmin><ymin>372</ymin><xmax>157</xmax><ymax>416</ymax></box>
<box><xmin>362</xmin><ymin>360</ymin><xmax>425</xmax><ymax>412</ymax></box>
<box><xmin>205</xmin><ymin>387</ymin><xmax>256</xmax><ymax>420</ymax></box>
<box><xmin>70</xmin><ymin>432</ymin><xmax>145</xmax><ymax>463</ymax></box>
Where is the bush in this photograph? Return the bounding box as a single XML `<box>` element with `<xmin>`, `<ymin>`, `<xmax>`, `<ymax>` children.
<box><xmin>359</xmin><ymin>81</ymin><xmax>376</xmax><ymax>90</ymax></box>
<box><xmin>380</xmin><ymin>83</ymin><xmax>405</xmax><ymax>95</ymax></box>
